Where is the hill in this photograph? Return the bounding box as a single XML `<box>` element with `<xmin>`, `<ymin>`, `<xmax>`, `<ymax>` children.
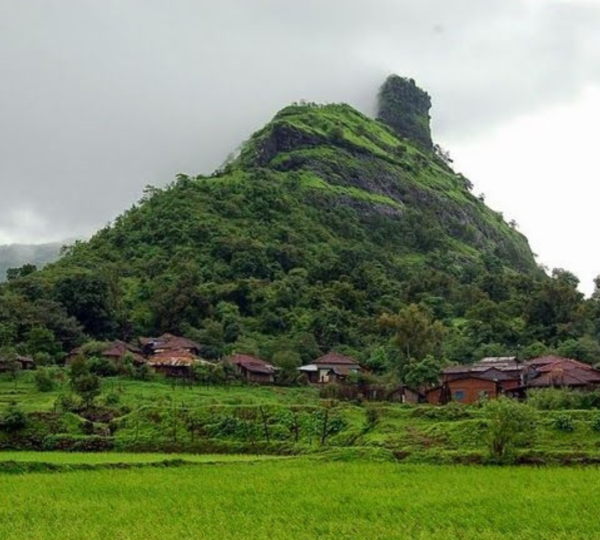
<box><xmin>0</xmin><ymin>76</ymin><xmax>596</xmax><ymax>368</ymax></box>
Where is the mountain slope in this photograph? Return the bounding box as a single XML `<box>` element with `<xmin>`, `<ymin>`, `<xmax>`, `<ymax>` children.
<box><xmin>20</xmin><ymin>77</ymin><xmax>547</xmax><ymax>358</ymax></box>
<box><xmin>8</xmin><ymin>77</ymin><xmax>590</xmax><ymax>367</ymax></box>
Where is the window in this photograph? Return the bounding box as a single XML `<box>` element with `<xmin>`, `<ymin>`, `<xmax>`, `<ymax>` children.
<box><xmin>453</xmin><ymin>390</ymin><xmax>466</xmax><ymax>402</ymax></box>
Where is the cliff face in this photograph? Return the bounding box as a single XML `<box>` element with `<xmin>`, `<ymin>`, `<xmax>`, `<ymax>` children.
<box><xmin>377</xmin><ymin>75</ymin><xmax>433</xmax><ymax>151</ymax></box>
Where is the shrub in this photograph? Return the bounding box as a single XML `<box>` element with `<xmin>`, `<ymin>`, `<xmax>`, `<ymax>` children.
<box><xmin>103</xmin><ymin>392</ymin><xmax>121</xmax><ymax>406</ymax></box>
<box><xmin>88</xmin><ymin>357</ymin><xmax>118</xmax><ymax>377</ymax></box>
<box><xmin>33</xmin><ymin>368</ymin><xmax>55</xmax><ymax>392</ymax></box>
<box><xmin>591</xmin><ymin>416</ymin><xmax>600</xmax><ymax>433</ymax></box>
<box><xmin>55</xmin><ymin>393</ymin><xmax>80</xmax><ymax>413</ymax></box>
<box><xmin>0</xmin><ymin>403</ymin><xmax>27</xmax><ymax>432</ymax></box>
<box><xmin>484</xmin><ymin>398</ymin><xmax>537</xmax><ymax>463</ymax></box>
<box><xmin>554</xmin><ymin>414</ymin><xmax>575</xmax><ymax>432</ymax></box>
<box><xmin>33</xmin><ymin>352</ymin><xmax>54</xmax><ymax>366</ymax></box>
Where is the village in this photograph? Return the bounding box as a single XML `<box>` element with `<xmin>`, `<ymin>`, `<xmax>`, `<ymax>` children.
<box><xmin>5</xmin><ymin>332</ymin><xmax>600</xmax><ymax>407</ymax></box>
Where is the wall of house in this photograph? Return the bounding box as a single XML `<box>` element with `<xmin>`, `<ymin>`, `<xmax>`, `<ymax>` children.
<box><xmin>244</xmin><ymin>370</ymin><xmax>274</xmax><ymax>384</ymax></box>
<box><xmin>447</xmin><ymin>378</ymin><xmax>497</xmax><ymax>404</ymax></box>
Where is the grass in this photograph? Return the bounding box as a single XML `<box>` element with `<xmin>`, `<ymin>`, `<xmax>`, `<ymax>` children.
<box><xmin>0</xmin><ymin>373</ymin><xmax>321</xmax><ymax>412</ymax></box>
<box><xmin>1</xmin><ymin>460</ymin><xmax>600</xmax><ymax>539</ymax></box>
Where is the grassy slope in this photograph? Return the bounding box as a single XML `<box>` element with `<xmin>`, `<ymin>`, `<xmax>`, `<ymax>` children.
<box><xmin>4</xmin><ymin>375</ymin><xmax>600</xmax><ymax>461</ymax></box>
<box><xmin>0</xmin><ymin>373</ymin><xmax>320</xmax><ymax>412</ymax></box>
<box><xmin>238</xmin><ymin>103</ymin><xmax>536</xmax><ymax>271</ymax></box>
<box><xmin>1</xmin><ymin>460</ymin><xmax>600</xmax><ymax>539</ymax></box>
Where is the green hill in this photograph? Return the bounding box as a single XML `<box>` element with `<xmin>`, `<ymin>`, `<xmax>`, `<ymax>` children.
<box><xmin>0</xmin><ymin>76</ymin><xmax>595</xmax><ymax>367</ymax></box>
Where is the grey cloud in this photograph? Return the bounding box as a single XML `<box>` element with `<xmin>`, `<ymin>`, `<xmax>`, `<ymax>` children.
<box><xmin>0</xmin><ymin>0</ymin><xmax>598</xmax><ymax>243</ymax></box>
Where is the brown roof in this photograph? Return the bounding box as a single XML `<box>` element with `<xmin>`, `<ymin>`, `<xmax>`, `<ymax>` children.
<box><xmin>141</xmin><ymin>333</ymin><xmax>202</xmax><ymax>353</ymax></box>
<box><xmin>147</xmin><ymin>349</ymin><xmax>204</xmax><ymax>367</ymax></box>
<box><xmin>528</xmin><ymin>367</ymin><xmax>600</xmax><ymax>387</ymax></box>
<box><xmin>531</xmin><ymin>358</ymin><xmax>593</xmax><ymax>372</ymax></box>
<box><xmin>102</xmin><ymin>340</ymin><xmax>145</xmax><ymax>362</ymax></box>
<box><xmin>314</xmin><ymin>352</ymin><xmax>360</xmax><ymax>366</ymax></box>
<box><xmin>229</xmin><ymin>354</ymin><xmax>277</xmax><ymax>375</ymax></box>
<box><xmin>525</xmin><ymin>356</ymin><xmax>588</xmax><ymax>368</ymax></box>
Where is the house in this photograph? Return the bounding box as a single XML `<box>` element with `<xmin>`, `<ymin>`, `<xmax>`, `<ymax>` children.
<box><xmin>430</xmin><ymin>355</ymin><xmax>600</xmax><ymax>404</ymax></box>
<box><xmin>388</xmin><ymin>385</ymin><xmax>425</xmax><ymax>404</ymax></box>
<box><xmin>298</xmin><ymin>352</ymin><xmax>363</xmax><ymax>384</ymax></box>
<box><xmin>428</xmin><ymin>357</ymin><xmax>524</xmax><ymax>404</ymax></box>
<box><xmin>139</xmin><ymin>333</ymin><xmax>202</xmax><ymax>357</ymax></box>
<box><xmin>146</xmin><ymin>349</ymin><xmax>205</xmax><ymax>377</ymax></box>
<box><xmin>227</xmin><ymin>354</ymin><xmax>277</xmax><ymax>384</ymax></box>
<box><xmin>66</xmin><ymin>340</ymin><xmax>146</xmax><ymax>365</ymax></box>
<box><xmin>427</xmin><ymin>375</ymin><xmax>499</xmax><ymax>405</ymax></box>
<box><xmin>506</xmin><ymin>356</ymin><xmax>600</xmax><ymax>397</ymax></box>
<box><xmin>0</xmin><ymin>355</ymin><xmax>36</xmax><ymax>372</ymax></box>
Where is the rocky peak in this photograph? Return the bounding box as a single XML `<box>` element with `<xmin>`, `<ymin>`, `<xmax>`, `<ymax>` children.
<box><xmin>377</xmin><ymin>75</ymin><xmax>433</xmax><ymax>151</ymax></box>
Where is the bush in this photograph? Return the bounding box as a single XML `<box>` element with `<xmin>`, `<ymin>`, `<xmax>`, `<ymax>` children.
<box><xmin>33</xmin><ymin>352</ymin><xmax>54</xmax><ymax>366</ymax></box>
<box><xmin>527</xmin><ymin>388</ymin><xmax>600</xmax><ymax>410</ymax></box>
<box><xmin>591</xmin><ymin>416</ymin><xmax>600</xmax><ymax>433</ymax></box>
<box><xmin>554</xmin><ymin>414</ymin><xmax>575</xmax><ymax>432</ymax></box>
<box><xmin>88</xmin><ymin>357</ymin><xmax>118</xmax><ymax>377</ymax></box>
<box><xmin>34</xmin><ymin>368</ymin><xmax>55</xmax><ymax>392</ymax></box>
<box><xmin>484</xmin><ymin>398</ymin><xmax>537</xmax><ymax>463</ymax></box>
<box><xmin>55</xmin><ymin>393</ymin><xmax>80</xmax><ymax>413</ymax></box>
<box><xmin>0</xmin><ymin>404</ymin><xmax>27</xmax><ymax>432</ymax></box>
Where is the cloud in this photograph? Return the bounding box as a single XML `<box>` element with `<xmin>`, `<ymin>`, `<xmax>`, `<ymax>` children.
<box><xmin>0</xmin><ymin>0</ymin><xmax>599</xmax><ymax>244</ymax></box>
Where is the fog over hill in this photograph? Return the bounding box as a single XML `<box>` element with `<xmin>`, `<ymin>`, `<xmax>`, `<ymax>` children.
<box><xmin>0</xmin><ymin>242</ymin><xmax>67</xmax><ymax>281</ymax></box>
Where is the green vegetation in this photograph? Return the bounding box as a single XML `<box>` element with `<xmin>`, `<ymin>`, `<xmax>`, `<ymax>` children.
<box><xmin>377</xmin><ymin>74</ymin><xmax>433</xmax><ymax>150</ymax></box>
<box><xmin>3</xmin><ymin>373</ymin><xmax>600</xmax><ymax>463</ymax></box>
<box><xmin>2</xmin><ymin>79</ymin><xmax>598</xmax><ymax>377</ymax></box>
<box><xmin>2</xmin><ymin>460</ymin><xmax>600</xmax><ymax>539</ymax></box>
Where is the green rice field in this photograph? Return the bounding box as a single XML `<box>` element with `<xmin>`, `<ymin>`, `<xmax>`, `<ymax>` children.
<box><xmin>1</xmin><ymin>457</ymin><xmax>600</xmax><ymax>539</ymax></box>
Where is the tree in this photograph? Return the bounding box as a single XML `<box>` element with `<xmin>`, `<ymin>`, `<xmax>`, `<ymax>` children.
<box><xmin>34</xmin><ymin>368</ymin><xmax>55</xmax><ymax>392</ymax></box>
<box><xmin>378</xmin><ymin>304</ymin><xmax>446</xmax><ymax>361</ymax></box>
<box><xmin>54</xmin><ymin>271</ymin><xmax>116</xmax><ymax>338</ymax></box>
<box><xmin>485</xmin><ymin>398</ymin><xmax>536</xmax><ymax>463</ymax></box>
<box><xmin>403</xmin><ymin>355</ymin><xmax>445</xmax><ymax>389</ymax></box>
<box><xmin>68</xmin><ymin>357</ymin><xmax>101</xmax><ymax>408</ymax></box>
<box><xmin>272</xmin><ymin>350</ymin><xmax>302</xmax><ymax>385</ymax></box>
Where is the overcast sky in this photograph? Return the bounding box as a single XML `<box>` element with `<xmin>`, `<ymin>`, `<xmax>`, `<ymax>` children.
<box><xmin>1</xmin><ymin>0</ymin><xmax>599</xmax><ymax>291</ymax></box>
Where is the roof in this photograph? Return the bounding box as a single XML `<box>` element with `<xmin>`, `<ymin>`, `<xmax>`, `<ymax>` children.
<box><xmin>228</xmin><ymin>354</ymin><xmax>277</xmax><ymax>375</ymax></box>
<box><xmin>446</xmin><ymin>374</ymin><xmax>499</xmax><ymax>385</ymax></box>
<box><xmin>141</xmin><ymin>333</ymin><xmax>202</xmax><ymax>352</ymax></box>
<box><xmin>103</xmin><ymin>340</ymin><xmax>142</xmax><ymax>357</ymax></box>
<box><xmin>298</xmin><ymin>364</ymin><xmax>318</xmax><ymax>372</ymax></box>
<box><xmin>147</xmin><ymin>357</ymin><xmax>200</xmax><ymax>367</ymax></box>
<box><xmin>527</xmin><ymin>357</ymin><xmax>592</xmax><ymax>371</ymax></box>
<box><xmin>536</xmin><ymin>360</ymin><xmax>593</xmax><ymax>373</ymax></box>
<box><xmin>314</xmin><ymin>352</ymin><xmax>360</xmax><ymax>366</ymax></box>
<box><xmin>479</xmin><ymin>356</ymin><xmax>517</xmax><ymax>364</ymax></box>
<box><xmin>444</xmin><ymin>358</ymin><xmax>524</xmax><ymax>377</ymax></box>
<box><xmin>527</xmin><ymin>367</ymin><xmax>600</xmax><ymax>387</ymax></box>
<box><xmin>525</xmin><ymin>356</ymin><xmax>584</xmax><ymax>367</ymax></box>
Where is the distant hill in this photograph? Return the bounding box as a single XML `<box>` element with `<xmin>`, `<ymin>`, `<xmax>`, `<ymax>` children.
<box><xmin>0</xmin><ymin>242</ymin><xmax>65</xmax><ymax>281</ymax></box>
